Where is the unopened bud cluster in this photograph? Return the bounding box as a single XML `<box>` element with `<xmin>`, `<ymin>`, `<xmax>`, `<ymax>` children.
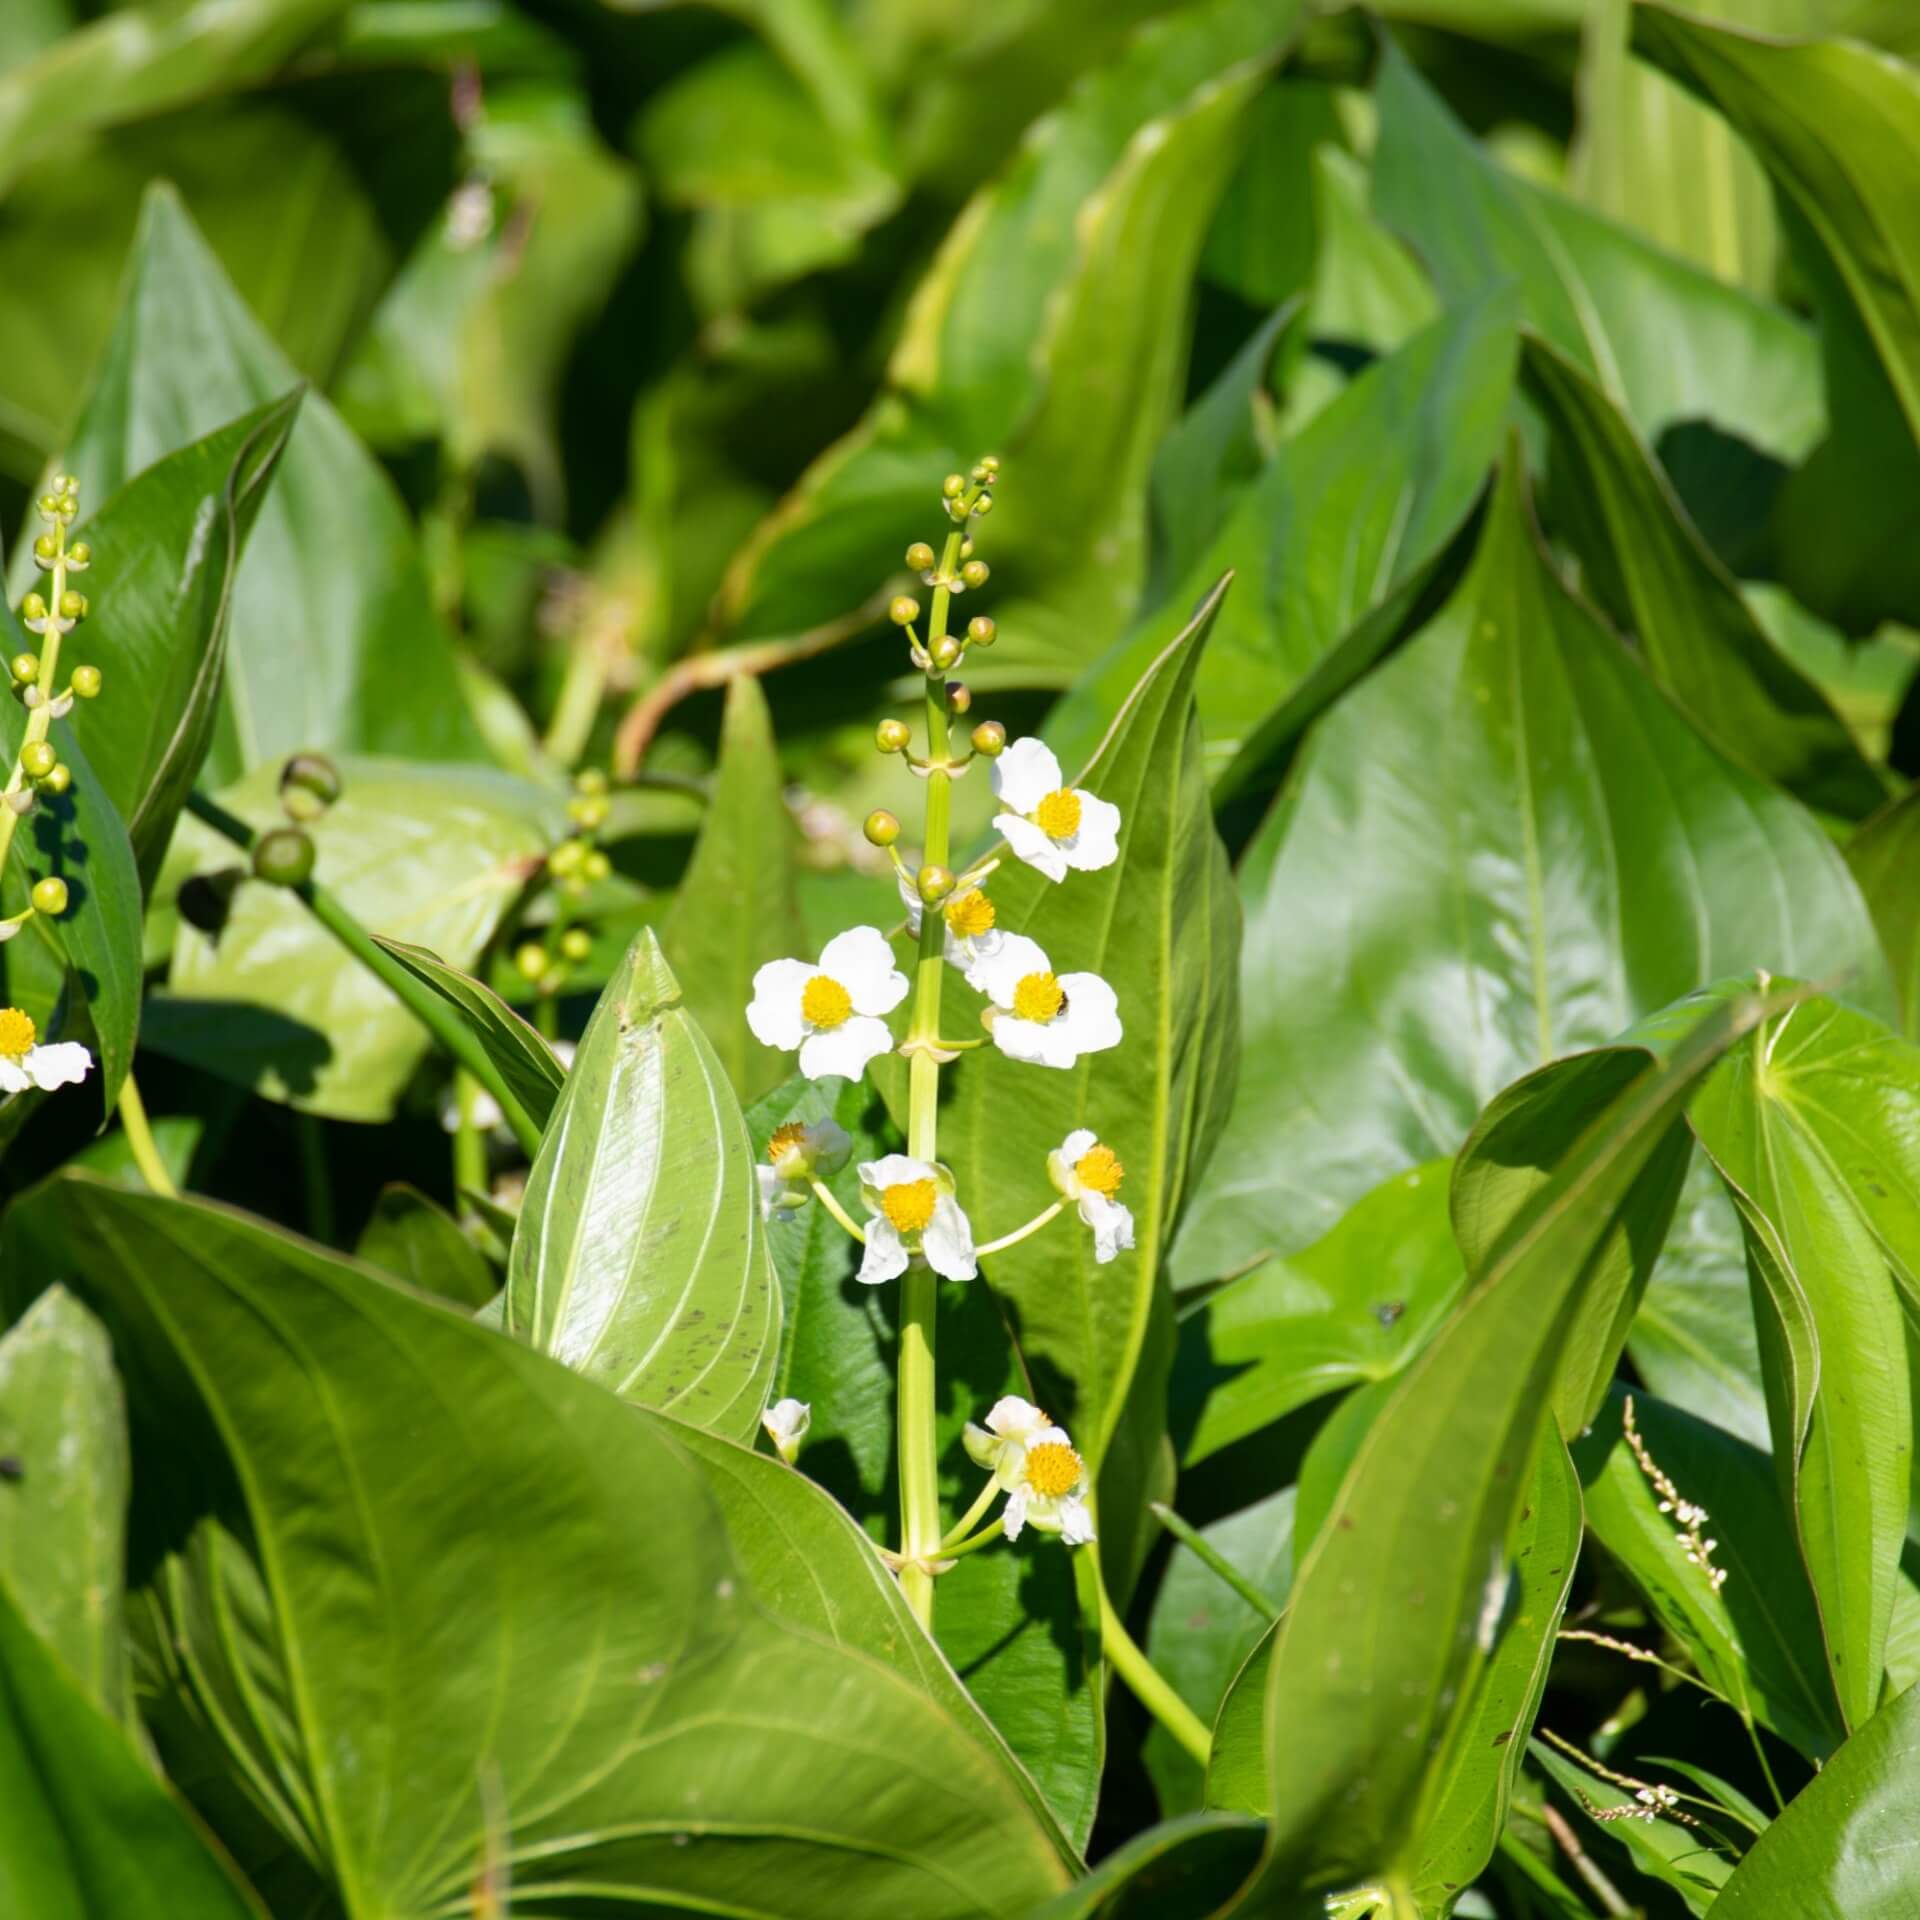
<box><xmin>885</xmin><ymin>458</ymin><xmax>1000</xmax><ymax>676</ymax></box>
<box><xmin>252</xmin><ymin>753</ymin><xmax>344</xmax><ymax>888</ymax></box>
<box><xmin>517</xmin><ymin>768</ymin><xmax>611</xmax><ymax>1002</ymax></box>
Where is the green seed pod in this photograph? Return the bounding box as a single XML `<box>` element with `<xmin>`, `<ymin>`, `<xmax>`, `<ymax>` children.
<box><xmin>930</xmin><ymin>634</ymin><xmax>962</xmax><ymax>671</ymax></box>
<box><xmin>30</xmin><ymin>875</ymin><xmax>68</xmax><ymax>916</ymax></box>
<box><xmin>874</xmin><ymin>717</ymin><xmax>911</xmax><ymax>754</ymax></box>
<box><xmin>252</xmin><ymin>827</ymin><xmax>316</xmax><ymax>888</ymax></box>
<box><xmin>864</xmin><ymin>809</ymin><xmax>901</xmax><ymax>848</ymax></box>
<box><xmin>961</xmin><ymin>560</ymin><xmax>989</xmax><ymax>590</ymax></box>
<box><xmin>515</xmin><ymin>942</ymin><xmax>550</xmax><ymax>981</ymax></box>
<box><xmin>43</xmin><ymin>763</ymin><xmax>70</xmax><ymax>796</ymax></box>
<box><xmin>70</xmin><ymin>664</ymin><xmax>101</xmax><ymax>699</ymax></box>
<box><xmin>10</xmin><ymin>653</ymin><xmax>38</xmax><ymax>687</ymax></box>
<box><xmin>58</xmin><ymin>590</ymin><xmax>85</xmax><ymax>621</ymax></box>
<box><xmin>946</xmin><ymin>681</ymin><xmax>972</xmax><ymax>715</ymax></box>
<box><xmin>21</xmin><ymin>594</ymin><xmax>46</xmax><ymax>624</ymax></box>
<box><xmin>560</xmin><ymin>927</ymin><xmax>593</xmax><ymax>962</ymax></box>
<box><xmin>905</xmin><ymin>542</ymin><xmax>936</xmax><ymax>571</ymax></box>
<box><xmin>967</xmin><ymin>616</ymin><xmax>996</xmax><ymax>647</ymax></box>
<box><xmin>971</xmin><ymin>720</ymin><xmax>1007</xmax><ymax>758</ymax></box>
<box><xmin>583</xmin><ymin>848</ymin><xmax>612</xmax><ymax>882</ymax></box>
<box><xmin>917</xmin><ymin>864</ymin><xmax>955</xmax><ymax>903</ymax></box>
<box><xmin>20</xmin><ymin>740</ymin><xmax>56</xmax><ymax>780</ymax></box>
<box><xmin>888</xmin><ymin>595</ymin><xmax>920</xmax><ymax>627</ymax></box>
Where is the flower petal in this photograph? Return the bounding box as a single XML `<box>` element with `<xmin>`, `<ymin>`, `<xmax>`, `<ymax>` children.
<box><xmin>991</xmin><ymin>1015</ymin><xmax>1078</xmax><ymax>1069</ymax></box>
<box><xmin>1083</xmin><ymin>1193</ymin><xmax>1136</xmax><ymax>1264</ymax></box>
<box><xmin>746</xmin><ymin>957</ymin><xmax>814</xmax><ymax>1050</ymax></box>
<box><xmin>1058</xmin><ymin>1493</ymin><xmax>1097</xmax><ymax>1545</ymax></box>
<box><xmin>798</xmin><ymin>1015</ymin><xmax>893</xmax><ymax>1083</ymax></box>
<box><xmin>857</xmin><ymin>1220</ymin><xmax>910</xmax><ymax>1285</ymax></box>
<box><xmin>859</xmin><ymin>1153</ymin><xmax>935</xmax><ymax>1196</ymax></box>
<box><xmin>1058</xmin><ymin>972</ymin><xmax>1122</xmax><ymax>1055</ymax></box>
<box><xmin>25</xmin><ymin>1042</ymin><xmax>91</xmax><ymax>1091</ymax></box>
<box><xmin>922</xmin><ymin>1194</ymin><xmax>977</xmax><ymax>1282</ymax></box>
<box><xmin>821</xmin><ymin>924</ymin><xmax>910</xmax><ymax>1015</ymax></box>
<box><xmin>985</xmin><ymin>1395</ymin><xmax>1046</xmax><ymax>1438</ymax></box>
<box><xmin>756</xmin><ymin>1165</ymin><xmax>785</xmax><ymax>1219</ymax></box>
<box><xmin>0</xmin><ymin>1058</ymin><xmax>29</xmax><ymax>1093</ymax></box>
<box><xmin>1063</xmin><ymin>791</ymin><xmax>1121</xmax><ymax>871</ymax></box>
<box><xmin>995</xmin><ymin>811</ymin><xmax>1068</xmax><ymax>883</ymax></box>
<box><xmin>967</xmin><ymin>931</ymin><xmax>1052</xmax><ymax>1005</ymax></box>
<box><xmin>964</xmin><ymin>1422</ymin><xmax>1000</xmax><ymax>1471</ymax></box>
<box><xmin>1002</xmin><ymin>1488</ymin><xmax>1031</xmax><ymax>1542</ymax></box>
<box><xmin>992</xmin><ymin>737</ymin><xmax>1064</xmax><ymax>815</ymax></box>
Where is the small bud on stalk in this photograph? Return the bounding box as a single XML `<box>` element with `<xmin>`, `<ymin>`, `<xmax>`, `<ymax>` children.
<box><xmin>961</xmin><ymin>560</ymin><xmax>989</xmax><ymax>590</ymax></box>
<box><xmin>20</xmin><ymin>741</ymin><xmax>56</xmax><ymax>781</ymax></box>
<box><xmin>967</xmin><ymin>616</ymin><xmax>996</xmax><ymax>647</ymax></box>
<box><xmin>946</xmin><ymin>682</ymin><xmax>971</xmax><ymax>715</ymax></box>
<box><xmin>10</xmin><ymin>654</ymin><xmax>38</xmax><ymax>687</ymax></box>
<box><xmin>875</xmin><ymin>717</ymin><xmax>911</xmax><ymax>754</ymax></box>
<box><xmin>30</xmin><ymin>876</ymin><xmax>67</xmax><ymax>916</ymax></box>
<box><xmin>560</xmin><ymin>927</ymin><xmax>593</xmax><ymax>963</ymax></box>
<box><xmin>889</xmin><ymin>596</ymin><xmax>920</xmax><ymax>628</ymax></box>
<box><xmin>971</xmin><ymin>721</ymin><xmax>1006</xmax><ymax>757</ymax></box>
<box><xmin>280</xmin><ymin>752</ymin><xmax>343</xmax><ymax>823</ymax></box>
<box><xmin>70</xmin><ymin>664</ymin><xmax>101</xmax><ymax>699</ymax></box>
<box><xmin>917</xmin><ymin>864</ymin><xmax>954</xmax><ymax>903</ymax></box>
<box><xmin>931</xmin><ymin>635</ymin><xmax>961</xmax><ymax>671</ymax></box>
<box><xmin>905</xmin><ymin>542</ymin><xmax>935</xmax><ymax>572</ymax></box>
<box><xmin>515</xmin><ymin>943</ymin><xmax>550</xmax><ymax>981</ymax></box>
<box><xmin>864</xmin><ymin>809</ymin><xmax>901</xmax><ymax>848</ymax></box>
<box><xmin>252</xmin><ymin>828</ymin><xmax>316</xmax><ymax>889</ymax></box>
<box><xmin>43</xmin><ymin>763</ymin><xmax>70</xmax><ymax>796</ymax></box>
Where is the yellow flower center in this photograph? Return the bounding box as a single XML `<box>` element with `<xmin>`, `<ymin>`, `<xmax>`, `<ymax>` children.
<box><xmin>1074</xmin><ymin>1144</ymin><xmax>1124</xmax><ymax>1196</ymax></box>
<box><xmin>1011</xmin><ymin>971</ymin><xmax>1064</xmax><ymax>1023</ymax></box>
<box><xmin>881</xmin><ymin>1179</ymin><xmax>938</xmax><ymax>1234</ymax></box>
<box><xmin>800</xmin><ymin>974</ymin><xmax>852</xmax><ymax>1029</ymax></box>
<box><xmin>944</xmin><ymin>889</ymin><xmax>995</xmax><ymax>939</ymax></box>
<box><xmin>1026</xmin><ymin>1441</ymin><xmax>1082</xmax><ymax>1499</ymax></box>
<box><xmin>767</xmin><ymin>1122</ymin><xmax>808</xmax><ymax>1166</ymax></box>
<box><xmin>0</xmin><ymin>1008</ymin><xmax>34</xmax><ymax>1059</ymax></box>
<box><xmin>1033</xmin><ymin>788</ymin><xmax>1082</xmax><ymax>840</ymax></box>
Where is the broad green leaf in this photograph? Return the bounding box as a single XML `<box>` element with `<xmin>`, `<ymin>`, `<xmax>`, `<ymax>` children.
<box><xmin>1373</xmin><ymin>34</ymin><xmax>1824</xmax><ymax>463</ymax></box>
<box><xmin>38</xmin><ymin>185</ymin><xmax>486</xmax><ymax>782</ymax></box>
<box><xmin>506</xmin><ymin>929</ymin><xmax>778</xmax><ymax>1443</ymax></box>
<box><xmin>0</xmin><ymin>704</ymin><xmax>143</xmax><ymax>1113</ymax></box>
<box><xmin>939</xmin><ymin>579</ymin><xmax>1240</xmax><ymax>1596</ymax></box>
<box><xmin>1691</xmin><ymin>994</ymin><xmax>1919</xmax><ymax>1728</ymax></box>
<box><xmin>353</xmin><ymin>1185</ymin><xmax>497</xmax><ymax>1309</ymax></box>
<box><xmin>1711</xmin><ymin>1677</ymin><xmax>1920</xmax><ymax>1914</ymax></box>
<box><xmin>747</xmin><ymin>1074</ymin><xmax>1104</xmax><ymax>1850</ymax></box>
<box><xmin>371</xmin><ymin>935</ymin><xmax>566</xmax><ymax>1132</ymax></box>
<box><xmin>0</xmin><ymin>1578</ymin><xmax>264</xmax><ymax>1919</ymax></box>
<box><xmin>1525</xmin><ymin>334</ymin><xmax>1883</xmax><ymax>820</ymax></box>
<box><xmin>1026</xmin><ymin>1811</ymin><xmax>1266</xmax><ymax>1920</ymax></box>
<box><xmin>1636</xmin><ymin>7</ymin><xmax>1920</xmax><ymax>631</ymax></box>
<box><xmin>1848</xmin><ymin>787</ymin><xmax>1920</xmax><ymax>1038</ymax></box>
<box><xmin>1144</xmin><ymin>1488</ymin><xmax>1293</xmax><ymax>1816</ymax></box>
<box><xmin>1049</xmin><ymin>291</ymin><xmax>1517</xmax><ymax>788</ymax></box>
<box><xmin>1575</xmin><ymin>1385</ymin><xmax>1844</xmax><ymax>1761</ymax></box>
<box><xmin>0</xmin><ymin>0</ymin><xmax>346</xmax><ymax>195</ymax></box>
<box><xmin>1176</xmin><ymin>450</ymin><xmax>1890</xmax><ymax>1286</ymax></box>
<box><xmin>0</xmin><ymin>1288</ymin><xmax>128</xmax><ymax>1721</ymax></box>
<box><xmin>156</xmin><ymin>758</ymin><xmax>553</xmax><ymax>1122</ymax></box>
<box><xmin>1222</xmin><ymin>977</ymin><xmax>1785</xmax><ymax>1913</ymax></box>
<box><xmin>662</xmin><ymin>674</ymin><xmax>807</xmax><ymax>1102</ymax></box>
<box><xmin>713</xmin><ymin>0</ymin><xmax>1305</xmax><ymax>686</ymax></box>
<box><xmin>4</xmin><ymin>1176</ymin><xmax>1078</xmax><ymax>1916</ymax></box>
<box><xmin>1172</xmin><ymin>1161</ymin><xmax>1463</xmax><ymax>1465</ymax></box>
<box><xmin>50</xmin><ymin>388</ymin><xmax>298</xmax><ymax>890</ymax></box>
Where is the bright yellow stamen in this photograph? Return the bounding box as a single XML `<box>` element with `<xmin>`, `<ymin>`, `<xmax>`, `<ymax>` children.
<box><xmin>768</xmin><ymin>1122</ymin><xmax>808</xmax><ymax>1165</ymax></box>
<box><xmin>1033</xmin><ymin>789</ymin><xmax>1082</xmax><ymax>840</ymax></box>
<box><xmin>1074</xmin><ymin>1144</ymin><xmax>1124</xmax><ymax>1196</ymax></box>
<box><xmin>800</xmin><ymin>974</ymin><xmax>852</xmax><ymax>1029</ymax></box>
<box><xmin>881</xmin><ymin>1179</ymin><xmax>938</xmax><ymax>1234</ymax></box>
<box><xmin>944</xmin><ymin>889</ymin><xmax>995</xmax><ymax>939</ymax></box>
<box><xmin>1011</xmin><ymin>972</ymin><xmax>1064</xmax><ymax>1023</ymax></box>
<box><xmin>0</xmin><ymin>1008</ymin><xmax>34</xmax><ymax>1059</ymax></box>
<box><xmin>1026</xmin><ymin>1442</ymin><xmax>1082</xmax><ymax>1499</ymax></box>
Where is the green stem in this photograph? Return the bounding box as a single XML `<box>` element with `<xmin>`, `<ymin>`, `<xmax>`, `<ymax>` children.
<box><xmin>1149</xmin><ymin>1503</ymin><xmax>1281</xmax><ymax>1623</ymax></box>
<box><xmin>1095</xmin><ymin>1556</ymin><xmax>1212</xmax><ymax>1768</ymax></box>
<box><xmin>975</xmin><ymin>1199</ymin><xmax>1064</xmax><ymax>1258</ymax></box>
<box><xmin>296</xmin><ymin>1112</ymin><xmax>335</xmax><ymax>1245</ymax></box>
<box><xmin>453</xmin><ymin>1069</ymin><xmax>488</xmax><ymax>1198</ymax></box>
<box><xmin>809</xmin><ymin>1178</ymin><xmax>866</xmax><ymax>1243</ymax></box>
<box><xmin>941</xmin><ymin>1477</ymin><xmax>1000</xmax><ymax>1548</ymax></box>
<box><xmin>115</xmin><ymin>1071</ymin><xmax>177</xmax><ymax>1199</ymax></box>
<box><xmin>942</xmin><ymin>1521</ymin><xmax>1004</xmax><ymax>1561</ymax></box>
<box><xmin>186</xmin><ymin>791</ymin><xmax>544</xmax><ymax>1160</ymax></box>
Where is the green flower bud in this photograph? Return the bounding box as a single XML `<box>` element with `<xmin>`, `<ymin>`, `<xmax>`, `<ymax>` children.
<box><xmin>70</xmin><ymin>664</ymin><xmax>100</xmax><ymax>699</ymax></box>
<box><xmin>888</xmin><ymin>595</ymin><xmax>919</xmax><ymax>627</ymax></box>
<box><xmin>548</xmin><ymin>837</ymin><xmax>586</xmax><ymax>877</ymax></box>
<box><xmin>583</xmin><ymin>848</ymin><xmax>611</xmax><ymax>882</ymax></box>
<box><xmin>279</xmin><ymin>752</ymin><xmax>342</xmax><ymax>822</ymax></box>
<box><xmin>52</xmin><ymin>475</ymin><xmax>76</xmax><ymax>497</ymax></box>
<box><xmin>905</xmin><ymin>542</ymin><xmax>936</xmax><ymax>571</ymax></box>
<box><xmin>971</xmin><ymin>493</ymin><xmax>993</xmax><ymax>518</ymax></box>
<box><xmin>43</xmin><ymin>762</ymin><xmax>70</xmax><ymax>796</ymax></box>
<box><xmin>21</xmin><ymin>594</ymin><xmax>46</xmax><ymax>624</ymax></box>
<box><xmin>874</xmin><ymin>717</ymin><xmax>911</xmax><ymax>754</ymax></box>
<box><xmin>971</xmin><ymin>720</ymin><xmax>1006</xmax><ymax>758</ymax></box>
<box><xmin>252</xmin><ymin>827</ymin><xmax>316</xmax><ymax>888</ymax></box>
<box><xmin>567</xmin><ymin>794</ymin><xmax>610</xmax><ymax>831</ymax></box>
<box><xmin>941</xmin><ymin>474</ymin><xmax>965</xmax><ymax>499</ymax></box>
<box><xmin>917</xmin><ymin>864</ymin><xmax>955</xmax><ymax>903</ymax></box>
<box><xmin>967</xmin><ymin>616</ymin><xmax>996</xmax><ymax>647</ymax></box>
<box><xmin>35</xmin><ymin>497</ymin><xmax>57</xmax><ymax>521</ymax></box>
<box><xmin>66</xmin><ymin>542</ymin><xmax>90</xmax><ymax>568</ymax></box>
<box><xmin>10</xmin><ymin>653</ymin><xmax>38</xmax><ymax>687</ymax></box>
<box><xmin>30</xmin><ymin>875</ymin><xmax>67</xmax><ymax>916</ymax></box>
<box><xmin>930</xmin><ymin>634</ymin><xmax>962</xmax><ymax>671</ymax></box>
<box><xmin>560</xmin><ymin>927</ymin><xmax>593</xmax><ymax>962</ymax></box>
<box><xmin>20</xmin><ymin>740</ymin><xmax>56</xmax><ymax>780</ymax></box>
<box><xmin>31</xmin><ymin>534</ymin><xmax>54</xmax><ymax>564</ymax></box>
<box><xmin>574</xmin><ymin>767</ymin><xmax>609</xmax><ymax>796</ymax></box>
<box><xmin>961</xmin><ymin>560</ymin><xmax>989</xmax><ymax>590</ymax></box>
<box><xmin>978</xmin><ymin>454</ymin><xmax>1000</xmax><ymax>474</ymax></box>
<box><xmin>946</xmin><ymin>681</ymin><xmax>972</xmax><ymax>715</ymax></box>
<box><xmin>58</xmin><ymin>590</ymin><xmax>85</xmax><ymax>621</ymax></box>
<box><xmin>515</xmin><ymin>942</ymin><xmax>550</xmax><ymax>981</ymax></box>
<box><xmin>864</xmin><ymin>809</ymin><xmax>901</xmax><ymax>848</ymax></box>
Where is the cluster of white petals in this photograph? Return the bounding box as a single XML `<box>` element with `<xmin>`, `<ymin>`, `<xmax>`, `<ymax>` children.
<box><xmin>962</xmin><ymin>1396</ymin><xmax>1096</xmax><ymax>1545</ymax></box>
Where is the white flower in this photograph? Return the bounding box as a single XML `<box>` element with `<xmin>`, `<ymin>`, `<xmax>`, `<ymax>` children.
<box><xmin>1048</xmin><ymin>1129</ymin><xmax>1135</xmax><ymax>1264</ymax></box>
<box><xmin>895</xmin><ymin>869</ymin><xmax>1004</xmax><ymax>971</ymax></box>
<box><xmin>968</xmin><ymin>933</ymin><xmax>1121</xmax><ymax>1070</ymax></box>
<box><xmin>855</xmin><ymin>1153</ymin><xmax>975</xmax><ymax>1284</ymax></box>
<box><xmin>0</xmin><ymin>1007</ymin><xmax>91</xmax><ymax>1095</ymax></box>
<box><xmin>760</xmin><ymin>1397</ymin><xmax>811</xmax><ymax>1464</ymax></box>
<box><xmin>963</xmin><ymin>1395</ymin><xmax>1054</xmax><ymax>1489</ymax></box>
<box><xmin>747</xmin><ymin>927</ymin><xmax>908</xmax><ymax>1082</ymax></box>
<box><xmin>756</xmin><ymin>1116</ymin><xmax>852</xmax><ymax>1220</ymax></box>
<box><xmin>991</xmin><ymin>739</ymin><xmax>1121</xmax><ymax>884</ymax></box>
